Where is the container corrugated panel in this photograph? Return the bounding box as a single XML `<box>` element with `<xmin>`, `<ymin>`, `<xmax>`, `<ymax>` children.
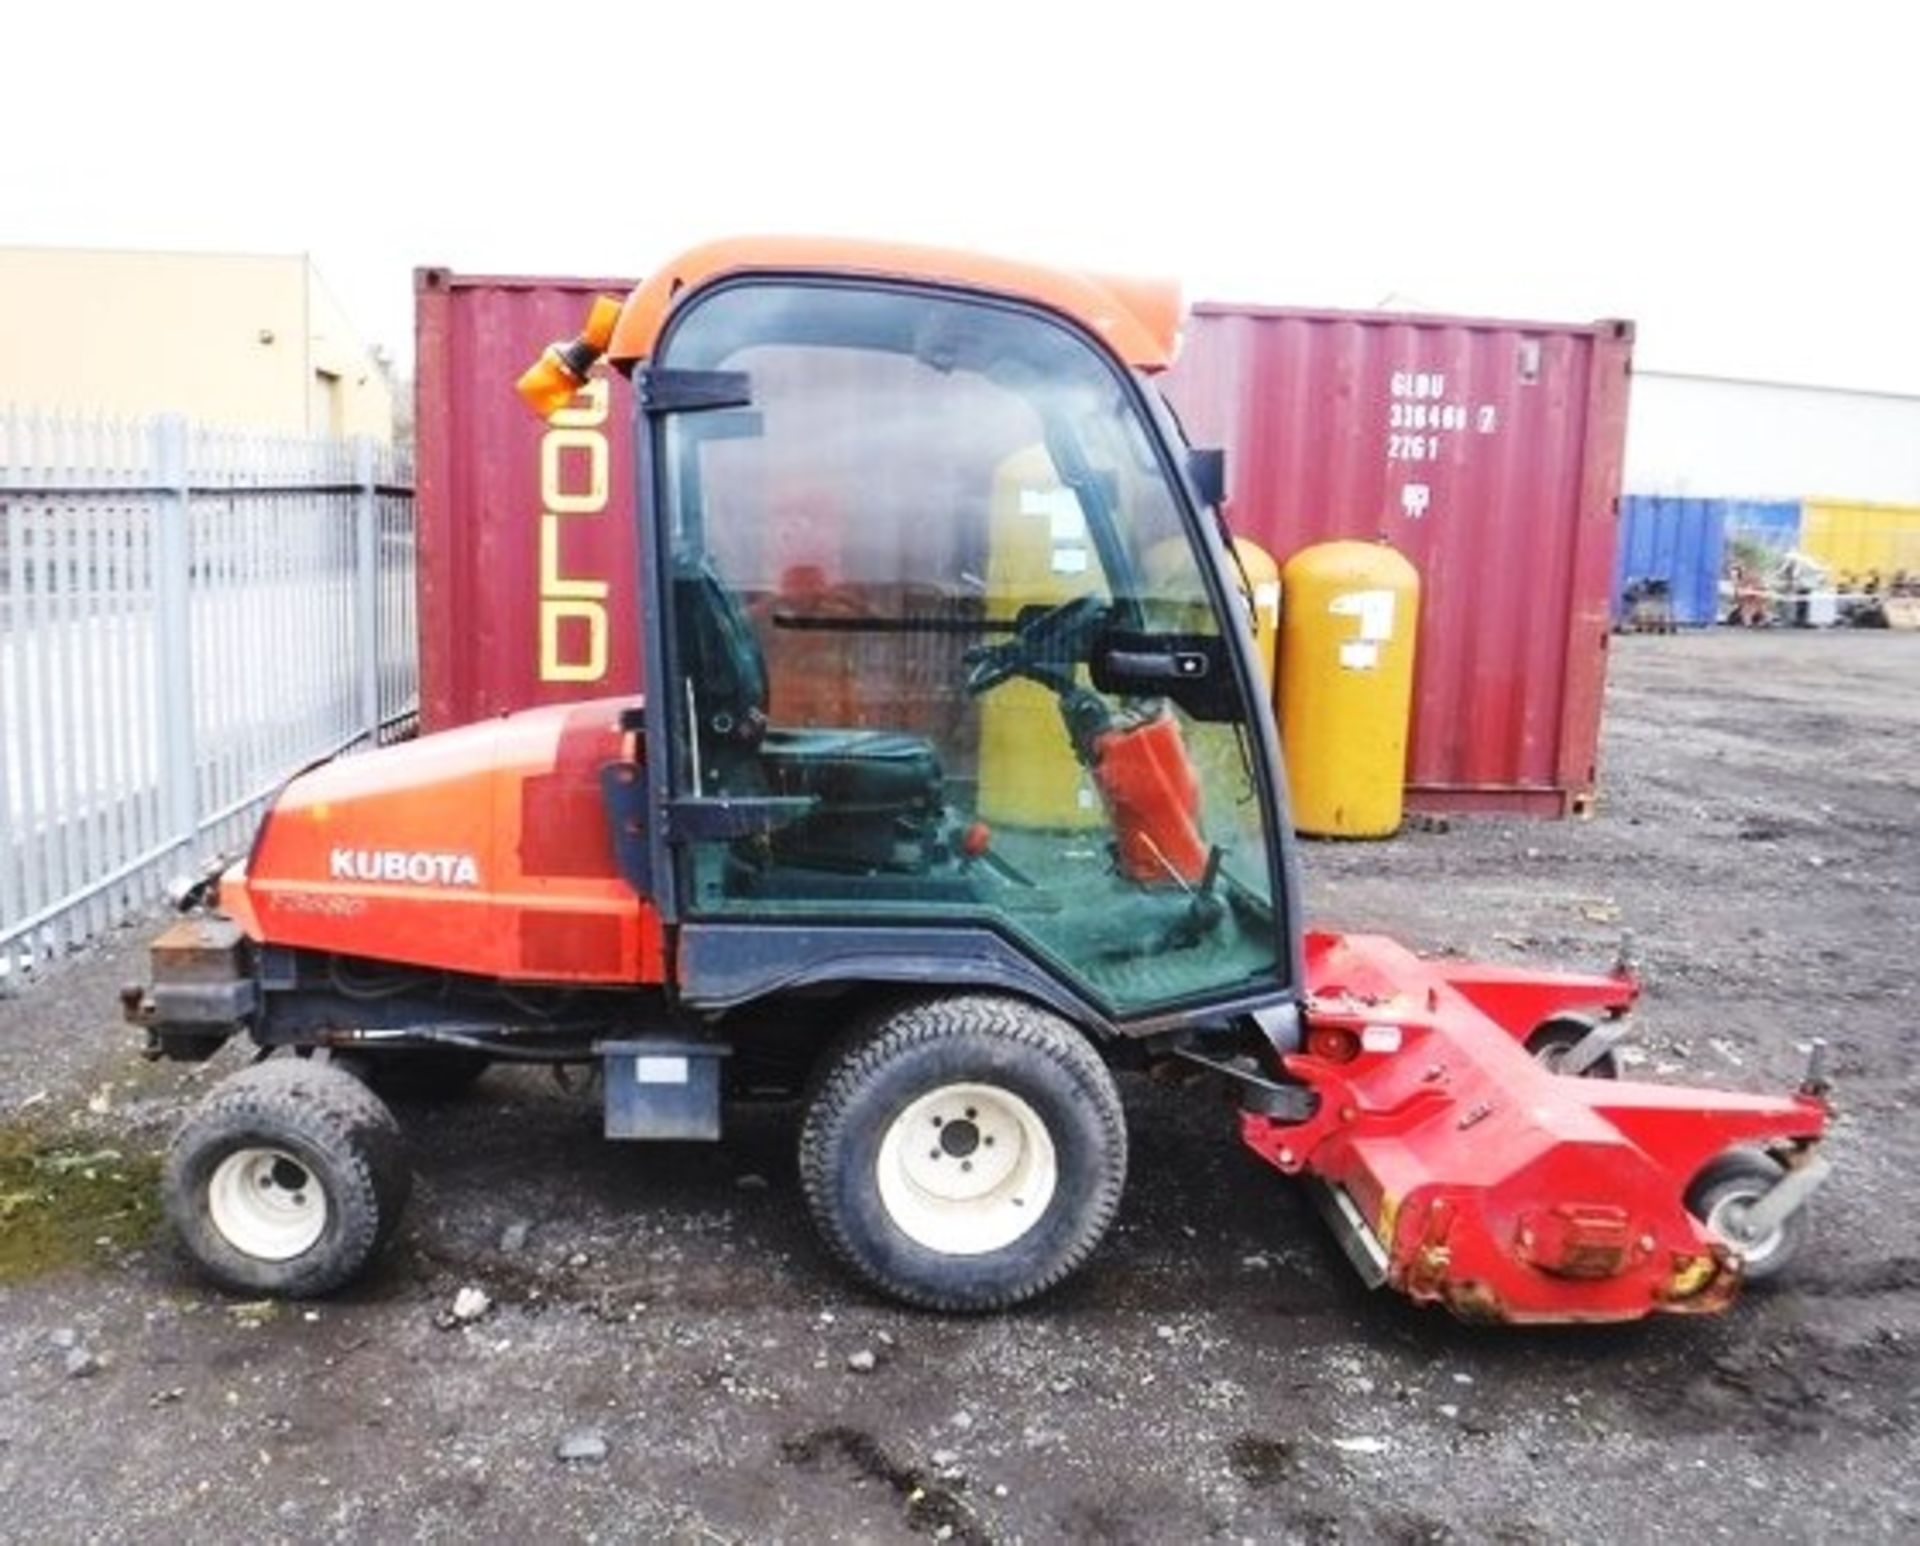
<box><xmin>414</xmin><ymin>270</ymin><xmax>643</xmax><ymax>730</ymax></box>
<box><xmin>1721</xmin><ymin>499</ymin><xmax>1802</xmax><ymax>557</ymax></box>
<box><xmin>1161</xmin><ymin>305</ymin><xmax>1634</xmax><ymax>816</ymax></box>
<box><xmin>1798</xmin><ymin>498</ymin><xmax>1920</xmax><ymax>582</ymax></box>
<box><xmin>1614</xmin><ymin>497</ymin><xmax>1727</xmax><ymax>627</ymax></box>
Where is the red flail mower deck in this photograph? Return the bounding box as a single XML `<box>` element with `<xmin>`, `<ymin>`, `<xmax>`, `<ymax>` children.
<box><xmin>1243</xmin><ymin>933</ymin><xmax>1831</xmax><ymax>1323</ymax></box>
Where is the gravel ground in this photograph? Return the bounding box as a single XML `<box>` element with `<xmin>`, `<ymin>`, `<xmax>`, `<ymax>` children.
<box><xmin>1</xmin><ymin>630</ymin><xmax>1916</xmax><ymax>1544</ymax></box>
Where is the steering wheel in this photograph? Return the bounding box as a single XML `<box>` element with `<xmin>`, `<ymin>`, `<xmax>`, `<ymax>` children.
<box><xmin>964</xmin><ymin>595</ymin><xmax>1109</xmax><ymax>696</ymax></box>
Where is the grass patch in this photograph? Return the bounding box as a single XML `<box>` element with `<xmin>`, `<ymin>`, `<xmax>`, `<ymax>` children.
<box><xmin>0</xmin><ymin>1120</ymin><xmax>163</xmax><ymax>1283</ymax></box>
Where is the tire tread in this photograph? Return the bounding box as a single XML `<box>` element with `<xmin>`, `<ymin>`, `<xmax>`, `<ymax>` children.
<box><xmin>163</xmin><ymin>1056</ymin><xmax>410</xmax><ymax>1297</ymax></box>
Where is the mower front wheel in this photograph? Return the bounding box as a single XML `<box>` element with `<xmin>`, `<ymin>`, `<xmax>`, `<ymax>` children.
<box><xmin>799</xmin><ymin>995</ymin><xmax>1127</xmax><ymax>1312</ymax></box>
<box><xmin>163</xmin><ymin>1058</ymin><xmax>410</xmax><ymax>1298</ymax></box>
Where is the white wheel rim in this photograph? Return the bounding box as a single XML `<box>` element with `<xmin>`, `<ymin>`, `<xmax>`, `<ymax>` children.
<box><xmin>875</xmin><ymin>1082</ymin><xmax>1058</xmax><ymax>1256</ymax></box>
<box><xmin>1708</xmin><ymin>1186</ymin><xmax>1783</xmax><ymax>1270</ymax></box>
<box><xmin>207</xmin><ymin>1147</ymin><xmax>328</xmax><ymax>1261</ymax></box>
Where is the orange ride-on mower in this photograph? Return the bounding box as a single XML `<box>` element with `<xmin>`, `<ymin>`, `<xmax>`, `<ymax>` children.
<box><xmin>128</xmin><ymin>238</ymin><xmax>1831</xmax><ymax>1321</ymax></box>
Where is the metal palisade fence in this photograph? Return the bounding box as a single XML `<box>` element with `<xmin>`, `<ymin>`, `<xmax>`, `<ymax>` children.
<box><xmin>0</xmin><ymin>408</ymin><xmax>417</xmax><ymax>986</ymax></box>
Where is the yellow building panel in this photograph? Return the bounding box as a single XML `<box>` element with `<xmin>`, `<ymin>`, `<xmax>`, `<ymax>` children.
<box><xmin>0</xmin><ymin>247</ymin><xmax>392</xmax><ymax>440</ymax></box>
<box><xmin>1799</xmin><ymin>498</ymin><xmax>1920</xmax><ymax>583</ymax></box>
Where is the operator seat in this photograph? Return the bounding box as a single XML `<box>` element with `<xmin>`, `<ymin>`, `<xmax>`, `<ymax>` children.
<box><xmin>675</xmin><ymin>557</ymin><xmax>945</xmax><ymax>872</ymax></box>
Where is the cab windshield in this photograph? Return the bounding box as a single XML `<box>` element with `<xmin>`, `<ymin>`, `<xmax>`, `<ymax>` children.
<box><xmin>657</xmin><ymin>280</ymin><xmax>1281</xmax><ymax>1016</ymax></box>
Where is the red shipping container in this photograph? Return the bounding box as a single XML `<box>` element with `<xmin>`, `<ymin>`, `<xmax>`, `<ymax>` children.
<box><xmin>415</xmin><ymin>272</ymin><xmax>1631</xmax><ymax>816</ymax></box>
<box><xmin>1162</xmin><ymin>304</ymin><xmax>1634</xmax><ymax>817</ymax></box>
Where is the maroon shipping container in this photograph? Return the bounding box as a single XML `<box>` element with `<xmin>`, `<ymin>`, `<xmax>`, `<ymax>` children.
<box><xmin>414</xmin><ymin>269</ymin><xmax>643</xmax><ymax>733</ymax></box>
<box><xmin>415</xmin><ymin>272</ymin><xmax>1631</xmax><ymax>816</ymax></box>
<box><xmin>1162</xmin><ymin>304</ymin><xmax>1634</xmax><ymax>816</ymax></box>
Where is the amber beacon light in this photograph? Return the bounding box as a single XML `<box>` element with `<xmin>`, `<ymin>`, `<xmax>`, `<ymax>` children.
<box><xmin>515</xmin><ymin>295</ymin><xmax>625</xmax><ymax>419</ymax></box>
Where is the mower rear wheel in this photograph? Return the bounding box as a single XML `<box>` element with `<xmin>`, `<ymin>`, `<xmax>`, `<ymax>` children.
<box><xmin>1525</xmin><ymin>1016</ymin><xmax>1621</xmax><ymax>1080</ymax></box>
<box><xmin>163</xmin><ymin>1058</ymin><xmax>410</xmax><ymax>1298</ymax></box>
<box><xmin>799</xmin><ymin>995</ymin><xmax>1127</xmax><ymax>1312</ymax></box>
<box><xmin>1686</xmin><ymin>1149</ymin><xmax>1805</xmax><ymax>1284</ymax></box>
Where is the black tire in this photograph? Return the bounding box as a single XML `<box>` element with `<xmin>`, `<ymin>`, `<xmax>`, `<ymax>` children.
<box><xmin>1685</xmin><ymin>1149</ymin><xmax>1805</xmax><ymax>1285</ymax></box>
<box><xmin>341</xmin><ymin>1047</ymin><xmax>493</xmax><ymax>1101</ymax></box>
<box><xmin>1525</xmin><ymin>1016</ymin><xmax>1621</xmax><ymax>1080</ymax></box>
<box><xmin>798</xmin><ymin>995</ymin><xmax>1127</xmax><ymax>1313</ymax></box>
<box><xmin>163</xmin><ymin>1057</ymin><xmax>411</xmax><ymax>1298</ymax></box>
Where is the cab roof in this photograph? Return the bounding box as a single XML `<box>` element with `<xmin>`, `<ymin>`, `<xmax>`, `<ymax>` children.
<box><xmin>605</xmin><ymin>236</ymin><xmax>1182</xmax><ymax>372</ymax></box>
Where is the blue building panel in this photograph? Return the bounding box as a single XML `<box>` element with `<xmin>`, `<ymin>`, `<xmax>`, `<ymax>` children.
<box><xmin>1614</xmin><ymin>496</ymin><xmax>1729</xmax><ymax>626</ymax></box>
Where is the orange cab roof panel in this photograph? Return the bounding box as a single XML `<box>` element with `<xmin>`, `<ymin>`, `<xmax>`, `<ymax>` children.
<box><xmin>606</xmin><ymin>236</ymin><xmax>1182</xmax><ymax>372</ymax></box>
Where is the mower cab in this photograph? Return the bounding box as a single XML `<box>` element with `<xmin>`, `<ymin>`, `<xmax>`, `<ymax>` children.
<box><xmin>134</xmin><ymin>236</ymin><xmax>1830</xmax><ymax>1322</ymax></box>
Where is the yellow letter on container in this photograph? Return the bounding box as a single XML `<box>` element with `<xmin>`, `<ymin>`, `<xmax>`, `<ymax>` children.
<box><xmin>1277</xmin><ymin>540</ymin><xmax>1420</xmax><ymax>838</ymax></box>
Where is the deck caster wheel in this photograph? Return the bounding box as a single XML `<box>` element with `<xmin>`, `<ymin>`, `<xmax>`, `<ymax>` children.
<box><xmin>163</xmin><ymin>1058</ymin><xmax>410</xmax><ymax>1298</ymax></box>
<box><xmin>1525</xmin><ymin>1016</ymin><xmax>1621</xmax><ymax>1079</ymax></box>
<box><xmin>1685</xmin><ymin>1150</ymin><xmax>1806</xmax><ymax>1284</ymax></box>
<box><xmin>798</xmin><ymin>995</ymin><xmax>1127</xmax><ymax>1312</ymax></box>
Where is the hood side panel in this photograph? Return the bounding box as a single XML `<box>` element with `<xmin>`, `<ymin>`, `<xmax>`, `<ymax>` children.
<box><xmin>231</xmin><ymin>697</ymin><xmax>663</xmax><ymax>985</ymax></box>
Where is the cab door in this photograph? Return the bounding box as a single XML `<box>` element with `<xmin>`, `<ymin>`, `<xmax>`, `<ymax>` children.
<box><xmin>639</xmin><ymin>278</ymin><xmax>1293</xmax><ymax>1025</ymax></box>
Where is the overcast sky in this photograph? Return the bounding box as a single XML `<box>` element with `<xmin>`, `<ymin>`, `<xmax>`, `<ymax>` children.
<box><xmin>4</xmin><ymin>2</ymin><xmax>1914</xmax><ymax>393</ymax></box>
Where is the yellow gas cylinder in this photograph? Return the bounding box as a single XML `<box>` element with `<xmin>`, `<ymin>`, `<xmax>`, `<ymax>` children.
<box><xmin>977</xmin><ymin>445</ymin><xmax>1103</xmax><ymax>827</ymax></box>
<box><xmin>1231</xmin><ymin>537</ymin><xmax>1281</xmax><ymax>690</ymax></box>
<box><xmin>1277</xmin><ymin>540</ymin><xmax>1420</xmax><ymax>838</ymax></box>
<box><xmin>1133</xmin><ymin>533</ymin><xmax>1281</xmax><ymax>817</ymax></box>
<box><xmin>1138</xmin><ymin>534</ymin><xmax>1281</xmax><ymax>686</ymax></box>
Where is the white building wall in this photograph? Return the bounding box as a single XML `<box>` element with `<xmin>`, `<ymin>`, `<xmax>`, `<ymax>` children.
<box><xmin>1620</xmin><ymin>372</ymin><xmax>1920</xmax><ymax>499</ymax></box>
<box><xmin>1624</xmin><ymin>371</ymin><xmax>1920</xmax><ymax>503</ymax></box>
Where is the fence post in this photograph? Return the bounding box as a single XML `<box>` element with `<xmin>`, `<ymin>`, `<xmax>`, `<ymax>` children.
<box><xmin>154</xmin><ymin>415</ymin><xmax>198</xmax><ymax>864</ymax></box>
<box><xmin>353</xmin><ymin>436</ymin><xmax>380</xmax><ymax>745</ymax></box>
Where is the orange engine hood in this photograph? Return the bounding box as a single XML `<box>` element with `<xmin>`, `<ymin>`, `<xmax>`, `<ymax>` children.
<box><xmin>222</xmin><ymin>697</ymin><xmax>663</xmax><ymax>986</ymax></box>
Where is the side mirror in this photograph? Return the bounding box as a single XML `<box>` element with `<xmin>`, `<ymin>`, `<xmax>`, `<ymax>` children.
<box><xmin>1091</xmin><ymin>629</ymin><xmax>1241</xmax><ymax>722</ymax></box>
<box><xmin>1187</xmin><ymin>447</ymin><xmax>1227</xmax><ymax>510</ymax></box>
